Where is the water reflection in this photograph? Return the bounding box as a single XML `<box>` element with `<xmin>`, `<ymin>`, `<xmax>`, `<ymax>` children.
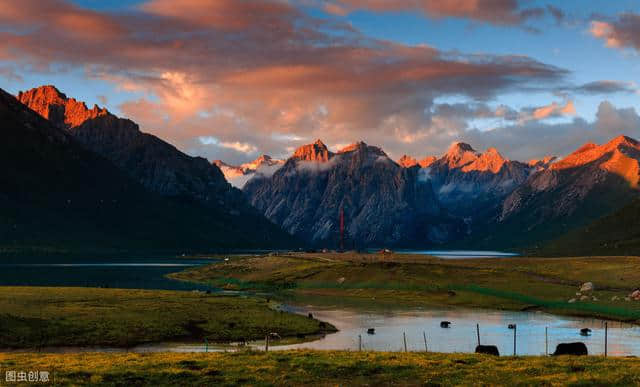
<box><xmin>397</xmin><ymin>250</ymin><xmax>519</xmax><ymax>259</ymax></box>
<box><xmin>21</xmin><ymin>307</ymin><xmax>639</xmax><ymax>356</ymax></box>
<box><xmin>271</xmin><ymin>307</ymin><xmax>640</xmax><ymax>356</ymax></box>
<box><xmin>0</xmin><ymin>259</ymin><xmax>218</xmax><ymax>290</ymax></box>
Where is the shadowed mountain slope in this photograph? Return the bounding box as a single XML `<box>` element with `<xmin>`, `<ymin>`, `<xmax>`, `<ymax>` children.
<box><xmin>542</xmin><ymin>196</ymin><xmax>640</xmax><ymax>256</ymax></box>
<box><xmin>4</xmin><ymin>87</ymin><xmax>295</xmax><ymax>253</ymax></box>
<box><xmin>244</xmin><ymin>140</ymin><xmax>464</xmax><ymax>247</ymax></box>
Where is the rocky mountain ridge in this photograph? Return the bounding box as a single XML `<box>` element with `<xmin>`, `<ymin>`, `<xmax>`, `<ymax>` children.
<box><xmin>244</xmin><ymin>140</ymin><xmax>463</xmax><ymax>247</ymax></box>
<box><xmin>18</xmin><ymin>85</ymin><xmax>240</xmax><ymax>209</ymax></box>
<box><xmin>239</xmin><ymin>135</ymin><xmax>640</xmax><ymax>249</ymax></box>
<box><xmin>501</xmin><ymin>135</ymin><xmax>640</xmax><ymax>222</ymax></box>
<box><xmin>238</xmin><ymin>139</ymin><xmax>537</xmax><ymax>246</ymax></box>
<box><xmin>0</xmin><ymin>87</ymin><xmax>295</xmax><ymax>251</ymax></box>
<box><xmin>15</xmin><ymin>85</ymin><xmax>295</xmax><ymax>248</ymax></box>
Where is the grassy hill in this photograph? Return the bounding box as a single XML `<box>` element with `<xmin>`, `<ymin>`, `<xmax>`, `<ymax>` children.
<box><xmin>542</xmin><ymin>197</ymin><xmax>640</xmax><ymax>256</ymax></box>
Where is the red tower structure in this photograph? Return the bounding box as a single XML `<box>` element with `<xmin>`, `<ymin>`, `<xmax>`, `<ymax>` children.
<box><xmin>339</xmin><ymin>207</ymin><xmax>344</xmax><ymax>251</ymax></box>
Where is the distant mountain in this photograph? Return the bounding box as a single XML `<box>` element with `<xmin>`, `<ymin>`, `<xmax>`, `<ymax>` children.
<box><xmin>528</xmin><ymin>155</ymin><xmax>557</xmax><ymax>171</ymax></box>
<box><xmin>13</xmin><ymin>85</ymin><xmax>296</xmax><ymax>251</ymax></box>
<box><xmin>397</xmin><ymin>155</ymin><xmax>418</xmax><ymax>168</ymax></box>
<box><xmin>477</xmin><ymin>135</ymin><xmax>640</xmax><ymax>250</ymax></box>
<box><xmin>415</xmin><ymin>143</ymin><xmax>532</xmax><ymax>217</ymax></box>
<box><xmin>242</xmin><ymin>135</ymin><xmax>640</xmax><ymax>251</ymax></box>
<box><xmin>397</xmin><ymin>155</ymin><xmax>437</xmax><ymax>168</ymax></box>
<box><xmin>244</xmin><ymin>140</ymin><xmax>464</xmax><ymax>247</ymax></box>
<box><xmin>214</xmin><ymin>155</ymin><xmax>284</xmax><ymax>188</ymax></box>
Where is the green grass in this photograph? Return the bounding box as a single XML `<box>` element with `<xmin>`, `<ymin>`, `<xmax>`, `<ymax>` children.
<box><xmin>3</xmin><ymin>351</ymin><xmax>640</xmax><ymax>386</ymax></box>
<box><xmin>544</xmin><ymin>197</ymin><xmax>640</xmax><ymax>257</ymax></box>
<box><xmin>170</xmin><ymin>253</ymin><xmax>640</xmax><ymax>321</ymax></box>
<box><xmin>0</xmin><ymin>287</ymin><xmax>335</xmax><ymax>349</ymax></box>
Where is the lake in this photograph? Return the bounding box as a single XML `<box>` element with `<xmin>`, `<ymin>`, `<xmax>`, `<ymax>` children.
<box><xmin>270</xmin><ymin>307</ymin><xmax>635</xmax><ymax>356</ymax></box>
<box><xmin>132</xmin><ymin>306</ymin><xmax>640</xmax><ymax>357</ymax></box>
<box><xmin>396</xmin><ymin>250</ymin><xmax>519</xmax><ymax>259</ymax></box>
<box><xmin>0</xmin><ymin>250</ymin><xmax>518</xmax><ymax>292</ymax></box>
<box><xmin>4</xmin><ymin>252</ymin><xmax>639</xmax><ymax>357</ymax></box>
<box><xmin>0</xmin><ymin>258</ymin><xmax>218</xmax><ymax>291</ymax></box>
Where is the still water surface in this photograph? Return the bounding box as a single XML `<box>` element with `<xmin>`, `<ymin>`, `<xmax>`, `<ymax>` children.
<box><xmin>0</xmin><ymin>259</ymin><xmax>217</xmax><ymax>290</ymax></box>
<box><xmin>397</xmin><ymin>250</ymin><xmax>519</xmax><ymax>259</ymax></box>
<box><xmin>132</xmin><ymin>307</ymin><xmax>640</xmax><ymax>357</ymax></box>
<box><xmin>271</xmin><ymin>307</ymin><xmax>635</xmax><ymax>356</ymax></box>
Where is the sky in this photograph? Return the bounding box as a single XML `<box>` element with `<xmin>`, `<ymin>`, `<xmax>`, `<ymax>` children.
<box><xmin>1</xmin><ymin>0</ymin><xmax>640</xmax><ymax>165</ymax></box>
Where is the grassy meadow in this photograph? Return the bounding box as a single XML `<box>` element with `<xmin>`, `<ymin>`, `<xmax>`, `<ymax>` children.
<box><xmin>2</xmin><ymin>350</ymin><xmax>640</xmax><ymax>386</ymax></box>
<box><xmin>0</xmin><ymin>287</ymin><xmax>334</xmax><ymax>349</ymax></box>
<box><xmin>170</xmin><ymin>253</ymin><xmax>640</xmax><ymax>322</ymax></box>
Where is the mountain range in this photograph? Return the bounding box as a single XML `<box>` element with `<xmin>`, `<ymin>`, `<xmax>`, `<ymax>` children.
<box><xmin>492</xmin><ymin>135</ymin><xmax>640</xmax><ymax>251</ymax></box>
<box><xmin>244</xmin><ymin>140</ymin><xmax>464</xmax><ymax>247</ymax></box>
<box><xmin>2</xmin><ymin>85</ymin><xmax>295</xmax><ymax>253</ymax></box>
<box><xmin>235</xmin><ymin>136</ymin><xmax>640</xmax><ymax>251</ymax></box>
<box><xmin>4</xmin><ymin>84</ymin><xmax>640</xmax><ymax>254</ymax></box>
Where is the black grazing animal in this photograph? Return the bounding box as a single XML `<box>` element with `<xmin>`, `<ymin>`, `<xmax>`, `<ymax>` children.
<box><xmin>440</xmin><ymin>321</ymin><xmax>451</xmax><ymax>328</ymax></box>
<box><xmin>367</xmin><ymin>328</ymin><xmax>375</xmax><ymax>335</ymax></box>
<box><xmin>553</xmin><ymin>342</ymin><xmax>588</xmax><ymax>356</ymax></box>
<box><xmin>580</xmin><ymin>328</ymin><xmax>592</xmax><ymax>336</ymax></box>
<box><xmin>475</xmin><ymin>345</ymin><xmax>500</xmax><ymax>356</ymax></box>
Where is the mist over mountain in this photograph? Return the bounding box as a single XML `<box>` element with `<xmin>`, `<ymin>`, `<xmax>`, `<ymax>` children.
<box><xmin>214</xmin><ymin>155</ymin><xmax>284</xmax><ymax>188</ymax></box>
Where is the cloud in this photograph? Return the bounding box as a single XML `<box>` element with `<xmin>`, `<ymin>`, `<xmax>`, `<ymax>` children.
<box><xmin>428</xmin><ymin>100</ymin><xmax>575</xmax><ymax>124</ymax></box>
<box><xmin>141</xmin><ymin>0</ymin><xmax>295</xmax><ymax>30</ymax></box>
<box><xmin>197</xmin><ymin>136</ymin><xmax>258</xmax><ymax>155</ymax></box>
<box><xmin>561</xmin><ymin>80</ymin><xmax>638</xmax><ymax>95</ymax></box>
<box><xmin>528</xmin><ymin>100</ymin><xmax>575</xmax><ymax>121</ymax></box>
<box><xmin>0</xmin><ymin>65</ymin><xmax>23</xmax><ymax>82</ymax></box>
<box><xmin>226</xmin><ymin>162</ymin><xmax>284</xmax><ymax>188</ymax></box>
<box><xmin>437</xmin><ymin>101</ymin><xmax>640</xmax><ymax>162</ymax></box>
<box><xmin>590</xmin><ymin>14</ymin><xmax>640</xmax><ymax>51</ymax></box>
<box><xmin>219</xmin><ymin>141</ymin><xmax>258</xmax><ymax>154</ymax></box>
<box><xmin>321</xmin><ymin>0</ymin><xmax>549</xmax><ymax>26</ymax></box>
<box><xmin>0</xmin><ymin>0</ymin><xmax>572</xmax><ymax>165</ymax></box>
<box><xmin>546</xmin><ymin>5</ymin><xmax>565</xmax><ymax>24</ymax></box>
